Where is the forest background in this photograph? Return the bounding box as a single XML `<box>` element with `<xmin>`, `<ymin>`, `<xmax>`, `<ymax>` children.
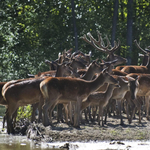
<box><xmin>0</xmin><ymin>0</ymin><xmax>150</xmax><ymax>81</ymax></box>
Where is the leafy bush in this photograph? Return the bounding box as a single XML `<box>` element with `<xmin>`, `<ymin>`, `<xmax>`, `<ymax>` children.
<box><xmin>17</xmin><ymin>105</ymin><xmax>32</xmax><ymax>121</ymax></box>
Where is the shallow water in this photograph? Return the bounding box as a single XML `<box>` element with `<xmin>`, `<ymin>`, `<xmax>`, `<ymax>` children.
<box><xmin>0</xmin><ymin>118</ymin><xmax>59</xmax><ymax>150</ymax></box>
<box><xmin>0</xmin><ymin>133</ymin><xmax>63</xmax><ymax>150</ymax></box>
<box><xmin>0</xmin><ymin>118</ymin><xmax>150</xmax><ymax>150</ymax></box>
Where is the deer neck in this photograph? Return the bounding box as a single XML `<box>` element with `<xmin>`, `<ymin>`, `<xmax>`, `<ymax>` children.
<box><xmin>146</xmin><ymin>56</ymin><xmax>150</xmax><ymax>71</ymax></box>
<box><xmin>89</xmin><ymin>73</ymin><xmax>105</xmax><ymax>93</ymax></box>
<box><xmin>81</xmin><ymin>65</ymin><xmax>95</xmax><ymax>81</ymax></box>
<box><xmin>105</xmin><ymin>84</ymin><xmax>115</xmax><ymax>100</ymax></box>
<box><xmin>142</xmin><ymin>55</ymin><xmax>149</xmax><ymax>66</ymax></box>
<box><xmin>107</xmin><ymin>64</ymin><xmax>114</xmax><ymax>74</ymax></box>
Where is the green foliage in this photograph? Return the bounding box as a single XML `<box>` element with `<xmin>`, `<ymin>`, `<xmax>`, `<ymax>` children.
<box><xmin>0</xmin><ymin>106</ymin><xmax>6</xmax><ymax>117</ymax></box>
<box><xmin>0</xmin><ymin>0</ymin><xmax>149</xmax><ymax>82</ymax></box>
<box><xmin>17</xmin><ymin>105</ymin><xmax>32</xmax><ymax>121</ymax></box>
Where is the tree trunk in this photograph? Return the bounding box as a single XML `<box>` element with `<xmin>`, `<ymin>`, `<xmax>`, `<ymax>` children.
<box><xmin>127</xmin><ymin>0</ymin><xmax>133</xmax><ymax>65</ymax></box>
<box><xmin>71</xmin><ymin>0</ymin><xmax>78</xmax><ymax>51</ymax></box>
<box><xmin>111</xmin><ymin>0</ymin><xmax>119</xmax><ymax>47</ymax></box>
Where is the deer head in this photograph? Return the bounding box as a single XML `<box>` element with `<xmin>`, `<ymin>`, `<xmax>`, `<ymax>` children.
<box><xmin>45</xmin><ymin>60</ymin><xmax>57</xmax><ymax>70</ymax></box>
<box><xmin>134</xmin><ymin>39</ymin><xmax>150</xmax><ymax>66</ymax></box>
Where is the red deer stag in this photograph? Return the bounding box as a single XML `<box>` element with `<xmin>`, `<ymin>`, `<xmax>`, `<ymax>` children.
<box><xmin>40</xmin><ymin>69</ymin><xmax>119</xmax><ymax>128</ymax></box>
<box><xmin>121</xmin><ymin>40</ymin><xmax>150</xmax><ymax>74</ymax></box>
<box><xmin>115</xmin><ymin>40</ymin><xmax>149</xmax><ymax>71</ymax></box>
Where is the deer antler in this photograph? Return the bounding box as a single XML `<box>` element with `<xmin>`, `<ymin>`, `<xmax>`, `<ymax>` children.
<box><xmin>81</xmin><ymin>33</ymin><xmax>108</xmax><ymax>54</ymax></box>
<box><xmin>145</xmin><ymin>48</ymin><xmax>150</xmax><ymax>53</ymax></box>
<box><xmin>81</xmin><ymin>31</ymin><xmax>120</xmax><ymax>54</ymax></box>
<box><xmin>145</xmin><ymin>46</ymin><xmax>150</xmax><ymax>53</ymax></box>
<box><xmin>134</xmin><ymin>39</ymin><xmax>147</xmax><ymax>54</ymax></box>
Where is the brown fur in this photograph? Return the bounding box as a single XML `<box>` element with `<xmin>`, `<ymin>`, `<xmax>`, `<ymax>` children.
<box><xmin>121</xmin><ymin>65</ymin><xmax>149</xmax><ymax>74</ymax></box>
<box><xmin>40</xmin><ymin>71</ymin><xmax>118</xmax><ymax>127</ymax></box>
<box><xmin>81</xmin><ymin>84</ymin><xmax>119</xmax><ymax>126</ymax></box>
<box><xmin>0</xmin><ymin>82</ymin><xmax>7</xmax><ymax>105</ymax></box>
<box><xmin>112</xmin><ymin>69</ymin><xmax>128</xmax><ymax>76</ymax></box>
<box><xmin>132</xmin><ymin>74</ymin><xmax>150</xmax><ymax>121</ymax></box>
<box><xmin>2</xmin><ymin>77</ymin><xmax>48</xmax><ymax>134</ymax></box>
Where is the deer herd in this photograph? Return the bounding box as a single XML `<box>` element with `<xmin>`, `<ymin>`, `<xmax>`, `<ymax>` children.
<box><xmin>1</xmin><ymin>31</ymin><xmax>150</xmax><ymax>134</ymax></box>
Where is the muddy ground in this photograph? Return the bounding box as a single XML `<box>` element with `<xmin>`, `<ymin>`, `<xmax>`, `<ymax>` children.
<box><xmin>22</xmin><ymin>112</ymin><xmax>150</xmax><ymax>143</ymax></box>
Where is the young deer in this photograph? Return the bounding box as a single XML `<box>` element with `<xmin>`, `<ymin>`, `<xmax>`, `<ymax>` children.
<box><xmin>81</xmin><ymin>83</ymin><xmax>120</xmax><ymax>126</ymax></box>
<box><xmin>132</xmin><ymin>74</ymin><xmax>150</xmax><ymax>121</ymax></box>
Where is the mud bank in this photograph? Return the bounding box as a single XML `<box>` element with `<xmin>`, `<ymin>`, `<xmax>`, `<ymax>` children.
<box><xmin>1</xmin><ymin>113</ymin><xmax>150</xmax><ymax>150</ymax></box>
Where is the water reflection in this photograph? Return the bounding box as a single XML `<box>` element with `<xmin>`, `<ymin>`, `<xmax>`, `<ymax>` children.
<box><xmin>0</xmin><ymin>134</ymin><xmax>62</xmax><ymax>150</ymax></box>
<box><xmin>0</xmin><ymin>120</ymin><xmax>62</xmax><ymax>150</ymax></box>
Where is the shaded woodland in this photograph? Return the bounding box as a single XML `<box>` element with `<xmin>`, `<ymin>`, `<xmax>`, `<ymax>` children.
<box><xmin>0</xmin><ymin>0</ymin><xmax>150</xmax><ymax>81</ymax></box>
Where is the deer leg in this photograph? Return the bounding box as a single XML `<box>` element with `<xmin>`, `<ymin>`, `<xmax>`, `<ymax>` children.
<box><xmin>31</xmin><ymin>103</ymin><xmax>38</xmax><ymax>123</ymax></box>
<box><xmin>92</xmin><ymin>106</ymin><xmax>98</xmax><ymax>122</ymax></box>
<box><xmin>98</xmin><ymin>106</ymin><xmax>104</xmax><ymax>126</ymax></box>
<box><xmin>145</xmin><ymin>96</ymin><xmax>150</xmax><ymax>120</ymax></box>
<box><xmin>134</xmin><ymin>98</ymin><xmax>143</xmax><ymax>123</ymax></box>
<box><xmin>101</xmin><ymin>108</ymin><xmax>104</xmax><ymax>126</ymax></box>
<box><xmin>117</xmin><ymin>100</ymin><xmax>124</xmax><ymax>125</ymax></box>
<box><xmin>38</xmin><ymin>99</ymin><xmax>44</xmax><ymax>123</ymax></box>
<box><xmin>57</xmin><ymin>104</ymin><xmax>64</xmax><ymax>123</ymax></box>
<box><xmin>3</xmin><ymin>108</ymin><xmax>17</xmax><ymax>130</ymax></box>
<box><xmin>83</xmin><ymin>109</ymin><xmax>87</xmax><ymax>122</ymax></box>
<box><xmin>74</xmin><ymin>99</ymin><xmax>81</xmax><ymax>128</ymax></box>
<box><xmin>63</xmin><ymin>104</ymin><xmax>69</xmax><ymax>124</ymax></box>
<box><xmin>3</xmin><ymin>115</ymin><xmax>6</xmax><ymax>129</ymax></box>
<box><xmin>68</xmin><ymin>102</ymin><xmax>73</xmax><ymax>125</ymax></box>
<box><xmin>3</xmin><ymin>108</ymin><xmax>8</xmax><ymax>129</ymax></box>
<box><xmin>6</xmin><ymin>104</ymin><xmax>18</xmax><ymax>134</ymax></box>
<box><xmin>83</xmin><ymin>107</ymin><xmax>91</xmax><ymax>123</ymax></box>
<box><xmin>88</xmin><ymin>106</ymin><xmax>92</xmax><ymax>121</ymax></box>
<box><xmin>81</xmin><ymin>101</ymin><xmax>91</xmax><ymax>123</ymax></box>
<box><xmin>43</xmin><ymin>98</ymin><xmax>57</xmax><ymax>126</ymax></box>
<box><xmin>124</xmin><ymin>100</ymin><xmax>130</xmax><ymax>123</ymax></box>
<box><xmin>124</xmin><ymin>98</ymin><xmax>135</xmax><ymax>124</ymax></box>
<box><xmin>104</xmin><ymin>104</ymin><xmax>109</xmax><ymax>124</ymax></box>
<box><xmin>12</xmin><ymin>109</ymin><xmax>18</xmax><ymax>127</ymax></box>
<box><xmin>82</xmin><ymin>106</ymin><xmax>91</xmax><ymax>123</ymax></box>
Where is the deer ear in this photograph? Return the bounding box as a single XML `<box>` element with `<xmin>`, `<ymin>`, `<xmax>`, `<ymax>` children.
<box><xmin>58</xmin><ymin>52</ymin><xmax>61</xmax><ymax>58</ymax></box>
<box><xmin>52</xmin><ymin>61</ymin><xmax>58</xmax><ymax>66</ymax></box>
<box><xmin>37</xmin><ymin>72</ymin><xmax>41</xmax><ymax>76</ymax></box>
<box><xmin>121</xmin><ymin>78</ymin><xmax>129</xmax><ymax>84</ymax></box>
<box><xmin>135</xmin><ymin>79</ymin><xmax>139</xmax><ymax>87</ymax></box>
<box><xmin>89</xmin><ymin>51</ymin><xmax>92</xmax><ymax>57</ymax></box>
<box><xmin>111</xmin><ymin>59</ymin><xmax>118</xmax><ymax>64</ymax></box>
<box><xmin>95</xmin><ymin>58</ymin><xmax>99</xmax><ymax>62</ymax></box>
<box><xmin>101</xmin><ymin>59</ymin><xmax>105</xmax><ymax>63</ymax></box>
<box><xmin>138</xmin><ymin>53</ymin><xmax>144</xmax><ymax>57</ymax></box>
<box><xmin>45</xmin><ymin>60</ymin><xmax>51</xmax><ymax>64</ymax></box>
